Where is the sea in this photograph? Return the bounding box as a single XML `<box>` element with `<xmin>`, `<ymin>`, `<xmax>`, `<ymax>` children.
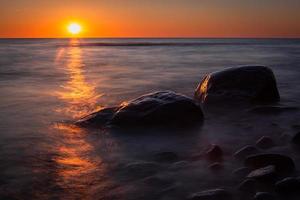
<box><xmin>0</xmin><ymin>38</ymin><xmax>300</xmax><ymax>199</ymax></box>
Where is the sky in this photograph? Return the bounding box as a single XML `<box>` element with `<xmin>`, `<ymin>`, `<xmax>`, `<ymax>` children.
<box><xmin>0</xmin><ymin>0</ymin><xmax>299</xmax><ymax>38</ymax></box>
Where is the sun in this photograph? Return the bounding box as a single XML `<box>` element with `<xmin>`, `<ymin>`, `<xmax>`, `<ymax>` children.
<box><xmin>67</xmin><ymin>23</ymin><xmax>82</xmax><ymax>35</ymax></box>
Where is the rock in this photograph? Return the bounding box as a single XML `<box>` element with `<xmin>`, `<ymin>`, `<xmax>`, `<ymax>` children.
<box><xmin>208</xmin><ymin>162</ymin><xmax>223</xmax><ymax>171</ymax></box>
<box><xmin>143</xmin><ymin>176</ymin><xmax>173</xmax><ymax>187</ymax></box>
<box><xmin>187</xmin><ymin>188</ymin><xmax>232</xmax><ymax>200</ymax></box>
<box><xmin>234</xmin><ymin>145</ymin><xmax>260</xmax><ymax>160</ymax></box>
<box><xmin>122</xmin><ymin>161</ymin><xmax>161</xmax><ymax>178</ymax></box>
<box><xmin>245</xmin><ymin>154</ymin><xmax>295</xmax><ymax>174</ymax></box>
<box><xmin>77</xmin><ymin>91</ymin><xmax>204</xmax><ymax>128</ymax></box>
<box><xmin>275</xmin><ymin>177</ymin><xmax>300</xmax><ymax>195</ymax></box>
<box><xmin>256</xmin><ymin>136</ymin><xmax>274</xmax><ymax>149</ymax></box>
<box><xmin>194</xmin><ymin>66</ymin><xmax>280</xmax><ymax>105</ymax></box>
<box><xmin>254</xmin><ymin>192</ymin><xmax>275</xmax><ymax>200</ymax></box>
<box><xmin>246</xmin><ymin>165</ymin><xmax>276</xmax><ymax>180</ymax></box>
<box><xmin>205</xmin><ymin>145</ymin><xmax>223</xmax><ymax>161</ymax></box>
<box><xmin>292</xmin><ymin>131</ymin><xmax>300</xmax><ymax>145</ymax></box>
<box><xmin>232</xmin><ymin>167</ymin><xmax>252</xmax><ymax>178</ymax></box>
<box><xmin>153</xmin><ymin>152</ymin><xmax>179</xmax><ymax>163</ymax></box>
<box><xmin>237</xmin><ymin>179</ymin><xmax>256</xmax><ymax>193</ymax></box>
<box><xmin>169</xmin><ymin>161</ymin><xmax>188</xmax><ymax>170</ymax></box>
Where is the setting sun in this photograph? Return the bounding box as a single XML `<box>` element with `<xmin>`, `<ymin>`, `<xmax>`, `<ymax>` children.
<box><xmin>67</xmin><ymin>23</ymin><xmax>82</xmax><ymax>35</ymax></box>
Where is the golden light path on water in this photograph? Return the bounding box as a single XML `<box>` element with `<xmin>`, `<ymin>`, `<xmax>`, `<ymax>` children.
<box><xmin>52</xmin><ymin>39</ymin><xmax>109</xmax><ymax>198</ymax></box>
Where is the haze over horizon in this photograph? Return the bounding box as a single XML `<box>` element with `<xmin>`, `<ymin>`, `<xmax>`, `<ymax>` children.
<box><xmin>0</xmin><ymin>0</ymin><xmax>299</xmax><ymax>38</ymax></box>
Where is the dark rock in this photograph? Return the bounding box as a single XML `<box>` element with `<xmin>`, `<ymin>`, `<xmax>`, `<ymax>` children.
<box><xmin>208</xmin><ymin>162</ymin><xmax>223</xmax><ymax>171</ymax></box>
<box><xmin>232</xmin><ymin>167</ymin><xmax>252</xmax><ymax>178</ymax></box>
<box><xmin>256</xmin><ymin>136</ymin><xmax>275</xmax><ymax>149</ymax></box>
<box><xmin>153</xmin><ymin>152</ymin><xmax>179</xmax><ymax>163</ymax></box>
<box><xmin>187</xmin><ymin>188</ymin><xmax>232</xmax><ymax>200</ymax></box>
<box><xmin>246</xmin><ymin>165</ymin><xmax>276</xmax><ymax>180</ymax></box>
<box><xmin>254</xmin><ymin>192</ymin><xmax>275</xmax><ymax>200</ymax></box>
<box><xmin>292</xmin><ymin>131</ymin><xmax>300</xmax><ymax>145</ymax></box>
<box><xmin>245</xmin><ymin>154</ymin><xmax>295</xmax><ymax>174</ymax></box>
<box><xmin>194</xmin><ymin>66</ymin><xmax>280</xmax><ymax>105</ymax></box>
<box><xmin>205</xmin><ymin>145</ymin><xmax>223</xmax><ymax>161</ymax></box>
<box><xmin>237</xmin><ymin>179</ymin><xmax>256</xmax><ymax>193</ymax></box>
<box><xmin>122</xmin><ymin>161</ymin><xmax>161</xmax><ymax>178</ymax></box>
<box><xmin>77</xmin><ymin>91</ymin><xmax>204</xmax><ymax>128</ymax></box>
<box><xmin>169</xmin><ymin>161</ymin><xmax>188</xmax><ymax>170</ymax></box>
<box><xmin>234</xmin><ymin>145</ymin><xmax>260</xmax><ymax>160</ymax></box>
<box><xmin>275</xmin><ymin>177</ymin><xmax>300</xmax><ymax>195</ymax></box>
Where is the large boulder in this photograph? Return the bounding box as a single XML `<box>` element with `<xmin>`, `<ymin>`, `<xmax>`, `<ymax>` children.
<box><xmin>76</xmin><ymin>91</ymin><xmax>204</xmax><ymax>128</ymax></box>
<box><xmin>195</xmin><ymin>66</ymin><xmax>280</xmax><ymax>105</ymax></box>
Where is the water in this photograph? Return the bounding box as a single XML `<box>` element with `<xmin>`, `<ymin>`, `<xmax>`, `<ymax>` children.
<box><xmin>0</xmin><ymin>38</ymin><xmax>300</xmax><ymax>199</ymax></box>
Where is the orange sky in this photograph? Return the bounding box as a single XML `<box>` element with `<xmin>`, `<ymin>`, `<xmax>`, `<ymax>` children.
<box><xmin>0</xmin><ymin>0</ymin><xmax>299</xmax><ymax>38</ymax></box>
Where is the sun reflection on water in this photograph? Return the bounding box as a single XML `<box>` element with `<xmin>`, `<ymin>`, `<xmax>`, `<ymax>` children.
<box><xmin>56</xmin><ymin>39</ymin><xmax>102</xmax><ymax>119</ymax></box>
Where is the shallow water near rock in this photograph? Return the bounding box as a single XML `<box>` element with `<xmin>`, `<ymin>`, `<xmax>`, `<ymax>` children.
<box><xmin>0</xmin><ymin>38</ymin><xmax>300</xmax><ymax>199</ymax></box>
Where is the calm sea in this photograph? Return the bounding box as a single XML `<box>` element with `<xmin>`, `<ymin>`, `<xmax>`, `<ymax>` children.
<box><xmin>0</xmin><ymin>38</ymin><xmax>300</xmax><ymax>199</ymax></box>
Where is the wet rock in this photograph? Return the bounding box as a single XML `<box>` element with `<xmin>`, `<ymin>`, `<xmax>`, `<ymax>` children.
<box><xmin>232</xmin><ymin>167</ymin><xmax>252</xmax><ymax>178</ymax></box>
<box><xmin>256</xmin><ymin>136</ymin><xmax>274</xmax><ymax>149</ymax></box>
<box><xmin>208</xmin><ymin>162</ymin><xmax>223</xmax><ymax>171</ymax></box>
<box><xmin>205</xmin><ymin>145</ymin><xmax>223</xmax><ymax>161</ymax></box>
<box><xmin>247</xmin><ymin>165</ymin><xmax>276</xmax><ymax>181</ymax></box>
<box><xmin>187</xmin><ymin>188</ymin><xmax>232</xmax><ymax>200</ymax></box>
<box><xmin>275</xmin><ymin>177</ymin><xmax>300</xmax><ymax>195</ymax></box>
<box><xmin>292</xmin><ymin>131</ymin><xmax>300</xmax><ymax>145</ymax></box>
<box><xmin>245</xmin><ymin>154</ymin><xmax>295</xmax><ymax>174</ymax></box>
<box><xmin>169</xmin><ymin>161</ymin><xmax>188</xmax><ymax>170</ymax></box>
<box><xmin>77</xmin><ymin>91</ymin><xmax>204</xmax><ymax>128</ymax></box>
<box><xmin>234</xmin><ymin>145</ymin><xmax>260</xmax><ymax>160</ymax></box>
<box><xmin>153</xmin><ymin>152</ymin><xmax>179</xmax><ymax>163</ymax></box>
<box><xmin>122</xmin><ymin>161</ymin><xmax>161</xmax><ymax>178</ymax></box>
<box><xmin>237</xmin><ymin>179</ymin><xmax>256</xmax><ymax>193</ymax></box>
<box><xmin>254</xmin><ymin>192</ymin><xmax>275</xmax><ymax>200</ymax></box>
<box><xmin>194</xmin><ymin>66</ymin><xmax>280</xmax><ymax>105</ymax></box>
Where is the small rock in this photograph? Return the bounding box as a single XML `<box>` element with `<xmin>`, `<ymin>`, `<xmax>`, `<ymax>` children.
<box><xmin>234</xmin><ymin>145</ymin><xmax>260</xmax><ymax>160</ymax></box>
<box><xmin>232</xmin><ymin>167</ymin><xmax>252</xmax><ymax>178</ymax></box>
<box><xmin>154</xmin><ymin>151</ymin><xmax>179</xmax><ymax>163</ymax></box>
<box><xmin>122</xmin><ymin>161</ymin><xmax>161</xmax><ymax>178</ymax></box>
<box><xmin>187</xmin><ymin>188</ymin><xmax>232</xmax><ymax>200</ymax></box>
<box><xmin>237</xmin><ymin>179</ymin><xmax>256</xmax><ymax>193</ymax></box>
<box><xmin>256</xmin><ymin>136</ymin><xmax>274</xmax><ymax>149</ymax></box>
<box><xmin>245</xmin><ymin>153</ymin><xmax>295</xmax><ymax>174</ymax></box>
<box><xmin>169</xmin><ymin>161</ymin><xmax>188</xmax><ymax>170</ymax></box>
<box><xmin>206</xmin><ymin>145</ymin><xmax>223</xmax><ymax>161</ymax></box>
<box><xmin>292</xmin><ymin>131</ymin><xmax>300</xmax><ymax>145</ymax></box>
<box><xmin>275</xmin><ymin>177</ymin><xmax>300</xmax><ymax>195</ymax></box>
<box><xmin>254</xmin><ymin>192</ymin><xmax>275</xmax><ymax>200</ymax></box>
<box><xmin>208</xmin><ymin>162</ymin><xmax>223</xmax><ymax>171</ymax></box>
<box><xmin>247</xmin><ymin>165</ymin><xmax>276</xmax><ymax>181</ymax></box>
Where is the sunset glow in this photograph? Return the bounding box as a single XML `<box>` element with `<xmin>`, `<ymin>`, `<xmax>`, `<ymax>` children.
<box><xmin>67</xmin><ymin>23</ymin><xmax>82</xmax><ymax>35</ymax></box>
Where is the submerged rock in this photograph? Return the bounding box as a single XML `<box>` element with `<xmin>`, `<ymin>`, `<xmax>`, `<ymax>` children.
<box><xmin>245</xmin><ymin>154</ymin><xmax>295</xmax><ymax>174</ymax></box>
<box><xmin>237</xmin><ymin>179</ymin><xmax>256</xmax><ymax>193</ymax></box>
<box><xmin>208</xmin><ymin>162</ymin><xmax>223</xmax><ymax>171</ymax></box>
<box><xmin>187</xmin><ymin>188</ymin><xmax>232</xmax><ymax>200</ymax></box>
<box><xmin>275</xmin><ymin>177</ymin><xmax>300</xmax><ymax>195</ymax></box>
<box><xmin>121</xmin><ymin>161</ymin><xmax>161</xmax><ymax>178</ymax></box>
<box><xmin>256</xmin><ymin>136</ymin><xmax>275</xmax><ymax>149</ymax></box>
<box><xmin>232</xmin><ymin>167</ymin><xmax>252</xmax><ymax>178</ymax></box>
<box><xmin>194</xmin><ymin>66</ymin><xmax>280</xmax><ymax>105</ymax></box>
<box><xmin>77</xmin><ymin>91</ymin><xmax>204</xmax><ymax>129</ymax></box>
<box><xmin>246</xmin><ymin>165</ymin><xmax>276</xmax><ymax>180</ymax></box>
<box><xmin>205</xmin><ymin>145</ymin><xmax>223</xmax><ymax>161</ymax></box>
<box><xmin>234</xmin><ymin>145</ymin><xmax>260</xmax><ymax>160</ymax></box>
<box><xmin>254</xmin><ymin>192</ymin><xmax>275</xmax><ymax>200</ymax></box>
<box><xmin>153</xmin><ymin>151</ymin><xmax>179</xmax><ymax>163</ymax></box>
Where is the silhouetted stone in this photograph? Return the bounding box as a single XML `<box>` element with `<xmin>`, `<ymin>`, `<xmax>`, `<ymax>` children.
<box><xmin>292</xmin><ymin>131</ymin><xmax>300</xmax><ymax>145</ymax></box>
<box><xmin>153</xmin><ymin>151</ymin><xmax>179</xmax><ymax>163</ymax></box>
<box><xmin>187</xmin><ymin>188</ymin><xmax>232</xmax><ymax>200</ymax></box>
<box><xmin>194</xmin><ymin>66</ymin><xmax>280</xmax><ymax>105</ymax></box>
<box><xmin>275</xmin><ymin>177</ymin><xmax>300</xmax><ymax>195</ymax></box>
<box><xmin>245</xmin><ymin>154</ymin><xmax>295</xmax><ymax>174</ymax></box>
<box><xmin>232</xmin><ymin>167</ymin><xmax>252</xmax><ymax>178</ymax></box>
<box><xmin>205</xmin><ymin>145</ymin><xmax>223</xmax><ymax>161</ymax></box>
<box><xmin>247</xmin><ymin>165</ymin><xmax>276</xmax><ymax>180</ymax></box>
<box><xmin>237</xmin><ymin>179</ymin><xmax>256</xmax><ymax>193</ymax></box>
<box><xmin>208</xmin><ymin>162</ymin><xmax>223</xmax><ymax>171</ymax></box>
<box><xmin>254</xmin><ymin>192</ymin><xmax>275</xmax><ymax>200</ymax></box>
<box><xmin>234</xmin><ymin>145</ymin><xmax>260</xmax><ymax>160</ymax></box>
<box><xmin>256</xmin><ymin>136</ymin><xmax>274</xmax><ymax>149</ymax></box>
<box><xmin>77</xmin><ymin>91</ymin><xmax>204</xmax><ymax>128</ymax></box>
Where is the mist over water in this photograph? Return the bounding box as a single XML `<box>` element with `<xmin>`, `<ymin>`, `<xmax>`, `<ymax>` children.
<box><xmin>0</xmin><ymin>38</ymin><xmax>300</xmax><ymax>199</ymax></box>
